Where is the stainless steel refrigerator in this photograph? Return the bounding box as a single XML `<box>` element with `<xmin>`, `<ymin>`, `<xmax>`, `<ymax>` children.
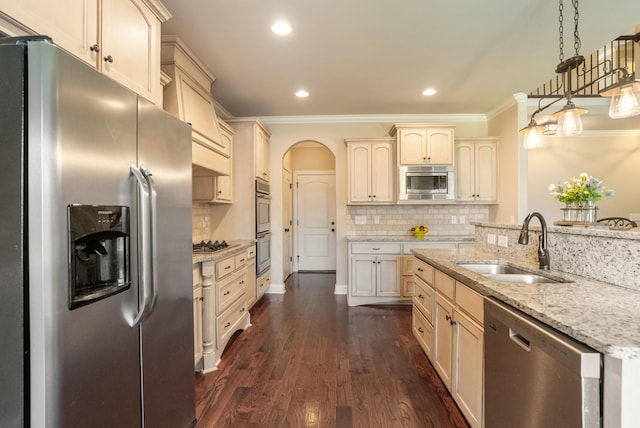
<box><xmin>0</xmin><ymin>37</ymin><xmax>196</xmax><ymax>427</ymax></box>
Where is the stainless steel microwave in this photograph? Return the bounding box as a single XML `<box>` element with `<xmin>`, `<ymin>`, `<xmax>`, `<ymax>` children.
<box><xmin>398</xmin><ymin>165</ymin><xmax>455</xmax><ymax>200</ymax></box>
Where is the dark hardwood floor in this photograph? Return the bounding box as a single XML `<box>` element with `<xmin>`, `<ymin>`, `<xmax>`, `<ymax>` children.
<box><xmin>195</xmin><ymin>272</ymin><xmax>470</xmax><ymax>428</ymax></box>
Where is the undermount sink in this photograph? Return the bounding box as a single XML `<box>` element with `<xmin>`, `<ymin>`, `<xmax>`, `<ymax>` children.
<box><xmin>456</xmin><ymin>262</ymin><xmax>569</xmax><ymax>284</ymax></box>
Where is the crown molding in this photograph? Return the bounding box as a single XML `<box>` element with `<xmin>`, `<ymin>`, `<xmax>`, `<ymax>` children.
<box><xmin>258</xmin><ymin>113</ymin><xmax>487</xmax><ymax>125</ymax></box>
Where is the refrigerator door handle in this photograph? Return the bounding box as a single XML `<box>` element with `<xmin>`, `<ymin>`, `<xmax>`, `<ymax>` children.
<box><xmin>140</xmin><ymin>165</ymin><xmax>159</xmax><ymax>314</ymax></box>
<box><xmin>128</xmin><ymin>164</ymin><xmax>156</xmax><ymax>326</ymax></box>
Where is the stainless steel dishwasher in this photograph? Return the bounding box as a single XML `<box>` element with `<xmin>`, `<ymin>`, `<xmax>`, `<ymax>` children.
<box><xmin>484</xmin><ymin>298</ymin><xmax>602</xmax><ymax>428</ymax></box>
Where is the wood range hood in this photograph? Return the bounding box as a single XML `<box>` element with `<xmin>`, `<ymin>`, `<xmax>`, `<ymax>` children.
<box><xmin>161</xmin><ymin>35</ymin><xmax>230</xmax><ymax>177</ymax></box>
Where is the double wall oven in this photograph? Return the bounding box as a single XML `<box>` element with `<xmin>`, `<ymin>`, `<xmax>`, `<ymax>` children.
<box><xmin>255</xmin><ymin>179</ymin><xmax>271</xmax><ymax>275</ymax></box>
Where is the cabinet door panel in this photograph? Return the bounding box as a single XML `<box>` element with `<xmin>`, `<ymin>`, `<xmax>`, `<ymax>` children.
<box><xmin>348</xmin><ymin>144</ymin><xmax>372</xmax><ymax>203</ymax></box>
<box><xmin>376</xmin><ymin>256</ymin><xmax>400</xmax><ymax>296</ymax></box>
<box><xmin>426</xmin><ymin>128</ymin><xmax>453</xmax><ymax>164</ymax></box>
<box><xmin>452</xmin><ymin>309</ymin><xmax>484</xmax><ymax>428</ymax></box>
<box><xmin>434</xmin><ymin>294</ymin><xmax>454</xmax><ymax>390</ymax></box>
<box><xmin>399</xmin><ymin>129</ymin><xmax>426</xmax><ymax>164</ymax></box>
<box><xmin>101</xmin><ymin>0</ymin><xmax>159</xmax><ymax>101</ymax></box>
<box><xmin>371</xmin><ymin>142</ymin><xmax>394</xmax><ymax>202</ymax></box>
<box><xmin>351</xmin><ymin>256</ymin><xmax>376</xmax><ymax>296</ymax></box>
<box><xmin>455</xmin><ymin>142</ymin><xmax>475</xmax><ymax>200</ymax></box>
<box><xmin>475</xmin><ymin>142</ymin><xmax>497</xmax><ymax>201</ymax></box>
<box><xmin>0</xmin><ymin>0</ymin><xmax>98</xmax><ymax>65</ymax></box>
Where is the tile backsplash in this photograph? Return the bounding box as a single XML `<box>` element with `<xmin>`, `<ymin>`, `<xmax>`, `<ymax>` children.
<box><xmin>192</xmin><ymin>203</ymin><xmax>211</xmax><ymax>243</ymax></box>
<box><xmin>346</xmin><ymin>204</ymin><xmax>489</xmax><ymax>237</ymax></box>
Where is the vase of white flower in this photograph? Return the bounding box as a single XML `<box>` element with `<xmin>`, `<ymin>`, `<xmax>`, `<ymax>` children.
<box><xmin>550</xmin><ymin>173</ymin><xmax>613</xmax><ymax>223</ymax></box>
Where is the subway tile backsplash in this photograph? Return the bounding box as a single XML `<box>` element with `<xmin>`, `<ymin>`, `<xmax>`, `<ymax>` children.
<box><xmin>346</xmin><ymin>204</ymin><xmax>489</xmax><ymax>237</ymax></box>
<box><xmin>192</xmin><ymin>203</ymin><xmax>211</xmax><ymax>243</ymax></box>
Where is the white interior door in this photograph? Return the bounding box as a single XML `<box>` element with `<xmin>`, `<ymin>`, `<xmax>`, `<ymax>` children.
<box><xmin>296</xmin><ymin>172</ymin><xmax>336</xmax><ymax>271</ymax></box>
<box><xmin>283</xmin><ymin>168</ymin><xmax>293</xmax><ymax>279</ymax></box>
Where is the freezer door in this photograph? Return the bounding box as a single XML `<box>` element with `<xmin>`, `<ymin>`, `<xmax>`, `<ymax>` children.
<box><xmin>137</xmin><ymin>99</ymin><xmax>196</xmax><ymax>427</ymax></box>
<box><xmin>0</xmin><ymin>42</ymin><xmax>28</xmax><ymax>428</ymax></box>
<box><xmin>26</xmin><ymin>41</ymin><xmax>142</xmax><ymax>427</ymax></box>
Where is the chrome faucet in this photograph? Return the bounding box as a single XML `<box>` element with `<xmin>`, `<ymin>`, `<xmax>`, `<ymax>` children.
<box><xmin>517</xmin><ymin>212</ymin><xmax>550</xmax><ymax>270</ymax></box>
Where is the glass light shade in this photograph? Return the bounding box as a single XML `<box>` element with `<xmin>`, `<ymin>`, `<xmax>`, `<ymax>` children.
<box><xmin>521</xmin><ymin>126</ymin><xmax>544</xmax><ymax>149</ymax></box>
<box><xmin>608</xmin><ymin>84</ymin><xmax>640</xmax><ymax>119</ymax></box>
<box><xmin>555</xmin><ymin>110</ymin><xmax>584</xmax><ymax>136</ymax></box>
<box><xmin>552</xmin><ymin>101</ymin><xmax>587</xmax><ymax>136</ymax></box>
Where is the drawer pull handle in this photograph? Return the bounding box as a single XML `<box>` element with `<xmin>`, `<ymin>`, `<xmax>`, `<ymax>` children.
<box><xmin>224</xmin><ymin>291</ymin><xmax>230</xmax><ymax>296</ymax></box>
<box><xmin>417</xmin><ymin>268</ymin><xmax>423</xmax><ymax>272</ymax></box>
<box><xmin>450</xmin><ymin>320</ymin><xmax>457</xmax><ymax>326</ymax></box>
<box><xmin>418</xmin><ymin>294</ymin><xmax>424</xmax><ymax>300</ymax></box>
<box><xmin>445</xmin><ymin>315</ymin><xmax>452</xmax><ymax>321</ymax></box>
<box><xmin>240</xmin><ymin>280</ymin><xmax>245</xmax><ymax>285</ymax></box>
<box><xmin>372</xmin><ymin>247</ymin><xmax>380</xmax><ymax>250</ymax></box>
<box><xmin>240</xmin><ymin>307</ymin><xmax>245</xmax><ymax>313</ymax></box>
<box><xmin>418</xmin><ymin>327</ymin><xmax>424</xmax><ymax>333</ymax></box>
<box><xmin>240</xmin><ymin>258</ymin><xmax>245</xmax><ymax>262</ymax></box>
<box><xmin>224</xmin><ymin>322</ymin><xmax>231</xmax><ymax>328</ymax></box>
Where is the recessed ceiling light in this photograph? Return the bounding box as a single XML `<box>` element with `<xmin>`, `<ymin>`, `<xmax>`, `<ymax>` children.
<box><xmin>296</xmin><ymin>89</ymin><xmax>309</xmax><ymax>98</ymax></box>
<box><xmin>271</xmin><ymin>21</ymin><xmax>292</xmax><ymax>36</ymax></box>
<box><xmin>422</xmin><ymin>88</ymin><xmax>437</xmax><ymax>96</ymax></box>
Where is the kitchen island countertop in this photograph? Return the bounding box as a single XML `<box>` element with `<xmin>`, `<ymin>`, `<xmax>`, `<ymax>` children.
<box><xmin>413</xmin><ymin>246</ymin><xmax>640</xmax><ymax>360</ymax></box>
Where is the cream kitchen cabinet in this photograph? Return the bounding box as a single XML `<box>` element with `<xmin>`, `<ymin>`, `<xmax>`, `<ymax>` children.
<box><xmin>227</xmin><ymin>119</ymin><xmax>272</xmax><ymax>184</ymax></box>
<box><xmin>192</xmin><ymin>119</ymin><xmax>234</xmax><ymax>203</ymax></box>
<box><xmin>193</xmin><ymin>263</ymin><xmax>203</xmax><ymax>369</ymax></box>
<box><xmin>417</xmin><ymin>259</ymin><xmax>484</xmax><ymax>428</ymax></box>
<box><xmin>455</xmin><ymin>138</ymin><xmax>498</xmax><ymax>202</ymax></box>
<box><xmin>257</xmin><ymin>268</ymin><xmax>271</xmax><ymax>301</ymax></box>
<box><xmin>346</xmin><ymin>138</ymin><xmax>395</xmax><ymax>204</ymax></box>
<box><xmin>349</xmin><ymin>242</ymin><xmax>401</xmax><ymax>302</ymax></box>
<box><xmin>390</xmin><ymin>124</ymin><xmax>455</xmax><ymax>165</ymax></box>
<box><xmin>0</xmin><ymin>0</ymin><xmax>170</xmax><ymax>104</ymax></box>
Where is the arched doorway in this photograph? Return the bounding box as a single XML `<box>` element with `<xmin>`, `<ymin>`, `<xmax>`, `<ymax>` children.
<box><xmin>282</xmin><ymin>141</ymin><xmax>336</xmax><ymax>279</ymax></box>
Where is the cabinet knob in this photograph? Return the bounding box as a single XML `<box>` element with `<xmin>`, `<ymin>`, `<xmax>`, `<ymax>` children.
<box><xmin>90</xmin><ymin>44</ymin><xmax>100</xmax><ymax>53</ymax></box>
<box><xmin>104</xmin><ymin>55</ymin><xmax>114</xmax><ymax>63</ymax></box>
<box><xmin>218</xmin><ymin>190</ymin><xmax>223</xmax><ymax>194</ymax></box>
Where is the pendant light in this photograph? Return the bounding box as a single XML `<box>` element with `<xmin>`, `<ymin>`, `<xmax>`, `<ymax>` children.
<box><xmin>600</xmin><ymin>73</ymin><xmax>640</xmax><ymax>119</ymax></box>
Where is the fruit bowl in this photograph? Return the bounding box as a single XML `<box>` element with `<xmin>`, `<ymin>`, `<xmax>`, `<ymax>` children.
<box><xmin>410</xmin><ymin>226</ymin><xmax>429</xmax><ymax>239</ymax></box>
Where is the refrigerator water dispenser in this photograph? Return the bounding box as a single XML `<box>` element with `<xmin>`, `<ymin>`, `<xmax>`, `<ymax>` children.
<box><xmin>68</xmin><ymin>205</ymin><xmax>131</xmax><ymax>309</ymax></box>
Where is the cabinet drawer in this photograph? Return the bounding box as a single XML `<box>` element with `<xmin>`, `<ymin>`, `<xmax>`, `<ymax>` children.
<box><xmin>247</xmin><ymin>245</ymin><xmax>256</xmax><ymax>259</ymax></box>
<box><xmin>215</xmin><ymin>255</ymin><xmax>236</xmax><ymax>279</ymax></box>
<box><xmin>455</xmin><ymin>282</ymin><xmax>484</xmax><ymax>325</ymax></box>
<box><xmin>403</xmin><ymin>242</ymin><xmax>457</xmax><ymax>254</ymax></box>
<box><xmin>217</xmin><ymin>270</ymin><xmax>247</xmax><ymax>315</ymax></box>
<box><xmin>234</xmin><ymin>252</ymin><xmax>248</xmax><ymax>269</ymax></box>
<box><xmin>413</xmin><ymin>258</ymin><xmax>434</xmax><ymax>285</ymax></box>
<box><xmin>434</xmin><ymin>269</ymin><xmax>455</xmax><ymax>301</ymax></box>
<box><xmin>257</xmin><ymin>270</ymin><xmax>270</xmax><ymax>298</ymax></box>
<box><xmin>216</xmin><ymin>297</ymin><xmax>248</xmax><ymax>348</ymax></box>
<box><xmin>413</xmin><ymin>276</ymin><xmax>435</xmax><ymax>325</ymax></box>
<box><xmin>413</xmin><ymin>306</ymin><xmax>434</xmax><ymax>359</ymax></box>
<box><xmin>351</xmin><ymin>242</ymin><xmax>401</xmax><ymax>254</ymax></box>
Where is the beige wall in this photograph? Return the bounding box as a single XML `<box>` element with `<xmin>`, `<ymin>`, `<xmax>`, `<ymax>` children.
<box><xmin>527</xmin><ymin>133</ymin><xmax>640</xmax><ymax>222</ymax></box>
<box><xmin>488</xmin><ymin>103</ymin><xmax>520</xmax><ymax>224</ymax></box>
<box><xmin>289</xmin><ymin>143</ymin><xmax>336</xmax><ymax>171</ymax></box>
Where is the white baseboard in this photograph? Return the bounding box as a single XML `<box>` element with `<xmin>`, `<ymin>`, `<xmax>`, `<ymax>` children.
<box><xmin>334</xmin><ymin>284</ymin><xmax>348</xmax><ymax>295</ymax></box>
<box><xmin>265</xmin><ymin>283</ymin><xmax>286</xmax><ymax>294</ymax></box>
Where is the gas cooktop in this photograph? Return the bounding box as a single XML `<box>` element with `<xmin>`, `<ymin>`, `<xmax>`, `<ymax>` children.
<box><xmin>192</xmin><ymin>240</ymin><xmax>231</xmax><ymax>253</ymax></box>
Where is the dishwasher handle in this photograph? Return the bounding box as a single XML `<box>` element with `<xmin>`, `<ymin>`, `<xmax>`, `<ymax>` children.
<box><xmin>509</xmin><ymin>328</ymin><xmax>531</xmax><ymax>351</ymax></box>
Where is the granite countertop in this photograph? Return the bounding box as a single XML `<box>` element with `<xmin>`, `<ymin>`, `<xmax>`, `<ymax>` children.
<box><xmin>346</xmin><ymin>235</ymin><xmax>475</xmax><ymax>242</ymax></box>
<box><xmin>412</xmin><ymin>246</ymin><xmax>640</xmax><ymax>360</ymax></box>
<box><xmin>192</xmin><ymin>240</ymin><xmax>255</xmax><ymax>264</ymax></box>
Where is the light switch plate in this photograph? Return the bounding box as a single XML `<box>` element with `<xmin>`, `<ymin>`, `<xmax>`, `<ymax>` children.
<box><xmin>355</xmin><ymin>215</ymin><xmax>367</xmax><ymax>225</ymax></box>
<box><xmin>459</xmin><ymin>215</ymin><xmax>466</xmax><ymax>224</ymax></box>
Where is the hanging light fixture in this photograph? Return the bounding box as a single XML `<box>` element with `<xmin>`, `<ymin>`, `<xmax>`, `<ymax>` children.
<box><xmin>520</xmin><ymin>1</ymin><xmax>640</xmax><ymax>148</ymax></box>
<box><xmin>600</xmin><ymin>71</ymin><xmax>640</xmax><ymax>118</ymax></box>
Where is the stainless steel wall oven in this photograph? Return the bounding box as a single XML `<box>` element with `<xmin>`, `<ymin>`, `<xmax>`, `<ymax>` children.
<box><xmin>255</xmin><ymin>179</ymin><xmax>271</xmax><ymax>274</ymax></box>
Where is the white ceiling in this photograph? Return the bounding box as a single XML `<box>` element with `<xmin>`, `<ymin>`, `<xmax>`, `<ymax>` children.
<box><xmin>160</xmin><ymin>0</ymin><xmax>640</xmax><ymax>118</ymax></box>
